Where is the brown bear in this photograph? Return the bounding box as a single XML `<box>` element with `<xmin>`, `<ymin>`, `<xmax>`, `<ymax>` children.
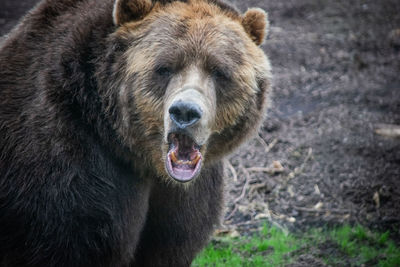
<box><xmin>0</xmin><ymin>0</ymin><xmax>271</xmax><ymax>266</ymax></box>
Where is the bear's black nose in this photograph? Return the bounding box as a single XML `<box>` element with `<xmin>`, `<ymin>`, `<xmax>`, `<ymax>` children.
<box><xmin>169</xmin><ymin>101</ymin><xmax>202</xmax><ymax>129</ymax></box>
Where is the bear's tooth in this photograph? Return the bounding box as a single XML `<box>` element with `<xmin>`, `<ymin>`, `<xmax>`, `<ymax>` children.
<box><xmin>191</xmin><ymin>154</ymin><xmax>201</xmax><ymax>165</ymax></box>
<box><xmin>170</xmin><ymin>151</ymin><xmax>178</xmax><ymax>163</ymax></box>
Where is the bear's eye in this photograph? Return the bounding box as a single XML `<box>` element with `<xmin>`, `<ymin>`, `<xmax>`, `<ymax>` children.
<box><xmin>156</xmin><ymin>66</ymin><xmax>172</xmax><ymax>77</ymax></box>
<box><xmin>212</xmin><ymin>68</ymin><xmax>230</xmax><ymax>82</ymax></box>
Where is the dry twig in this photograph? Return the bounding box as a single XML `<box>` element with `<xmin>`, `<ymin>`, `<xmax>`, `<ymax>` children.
<box><xmin>287</xmin><ymin>148</ymin><xmax>313</xmax><ymax>179</ymax></box>
<box><xmin>224</xmin><ymin>159</ymin><xmax>238</xmax><ymax>182</ymax></box>
<box><xmin>248</xmin><ymin>182</ymin><xmax>268</xmax><ymax>197</ymax></box>
<box><xmin>375</xmin><ymin>124</ymin><xmax>400</xmax><ymax>138</ymax></box>
<box><xmin>224</xmin><ymin>205</ymin><xmax>238</xmax><ymax>221</ymax></box>
<box><xmin>224</xmin><ymin>164</ymin><xmax>251</xmax><ymax>221</ymax></box>
<box><xmin>256</xmin><ymin>135</ymin><xmax>278</xmax><ymax>154</ymax></box>
<box><xmin>293</xmin><ymin>205</ymin><xmax>350</xmax><ymax>214</ymax></box>
<box><xmin>247</xmin><ymin>161</ymin><xmax>284</xmax><ymax>175</ymax></box>
<box><xmin>233</xmin><ymin>166</ymin><xmax>251</xmax><ymax>204</ymax></box>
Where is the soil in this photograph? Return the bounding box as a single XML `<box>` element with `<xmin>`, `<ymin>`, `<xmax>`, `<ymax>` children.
<box><xmin>225</xmin><ymin>0</ymin><xmax>400</xmax><ymax>239</ymax></box>
<box><xmin>1</xmin><ymin>0</ymin><xmax>400</xmax><ymax>265</ymax></box>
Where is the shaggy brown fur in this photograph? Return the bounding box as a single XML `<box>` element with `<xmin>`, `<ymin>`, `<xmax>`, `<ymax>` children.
<box><xmin>0</xmin><ymin>0</ymin><xmax>271</xmax><ymax>266</ymax></box>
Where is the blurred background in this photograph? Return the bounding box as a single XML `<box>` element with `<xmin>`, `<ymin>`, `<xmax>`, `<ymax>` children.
<box><xmin>2</xmin><ymin>0</ymin><xmax>400</xmax><ymax>265</ymax></box>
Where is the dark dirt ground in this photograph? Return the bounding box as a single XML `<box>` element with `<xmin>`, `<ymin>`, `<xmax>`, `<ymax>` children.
<box><xmin>226</xmin><ymin>0</ymin><xmax>400</xmax><ymax>237</ymax></box>
<box><xmin>2</xmin><ymin>0</ymin><xmax>400</xmax><ymax>265</ymax></box>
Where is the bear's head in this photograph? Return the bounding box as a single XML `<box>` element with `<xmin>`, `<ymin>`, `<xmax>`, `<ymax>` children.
<box><xmin>102</xmin><ymin>0</ymin><xmax>271</xmax><ymax>183</ymax></box>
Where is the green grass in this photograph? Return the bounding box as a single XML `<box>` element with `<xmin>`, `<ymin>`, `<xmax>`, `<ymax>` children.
<box><xmin>326</xmin><ymin>225</ymin><xmax>400</xmax><ymax>266</ymax></box>
<box><xmin>193</xmin><ymin>225</ymin><xmax>300</xmax><ymax>267</ymax></box>
<box><xmin>192</xmin><ymin>224</ymin><xmax>400</xmax><ymax>267</ymax></box>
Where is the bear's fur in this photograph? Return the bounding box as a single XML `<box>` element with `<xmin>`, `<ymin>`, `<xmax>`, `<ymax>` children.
<box><xmin>0</xmin><ymin>0</ymin><xmax>271</xmax><ymax>266</ymax></box>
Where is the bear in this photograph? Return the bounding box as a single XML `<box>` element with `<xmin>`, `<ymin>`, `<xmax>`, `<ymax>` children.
<box><xmin>0</xmin><ymin>0</ymin><xmax>271</xmax><ymax>266</ymax></box>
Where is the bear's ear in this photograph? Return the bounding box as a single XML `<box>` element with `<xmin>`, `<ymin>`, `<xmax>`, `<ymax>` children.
<box><xmin>242</xmin><ymin>8</ymin><xmax>269</xmax><ymax>46</ymax></box>
<box><xmin>113</xmin><ymin>0</ymin><xmax>153</xmax><ymax>26</ymax></box>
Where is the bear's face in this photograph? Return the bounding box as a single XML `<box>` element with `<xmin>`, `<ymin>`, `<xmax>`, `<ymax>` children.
<box><xmin>109</xmin><ymin>0</ymin><xmax>271</xmax><ymax>182</ymax></box>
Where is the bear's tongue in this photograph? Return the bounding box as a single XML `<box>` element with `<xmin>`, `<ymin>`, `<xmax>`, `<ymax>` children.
<box><xmin>166</xmin><ymin>133</ymin><xmax>202</xmax><ymax>182</ymax></box>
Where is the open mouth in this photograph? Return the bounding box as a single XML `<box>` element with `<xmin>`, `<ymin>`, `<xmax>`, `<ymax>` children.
<box><xmin>166</xmin><ymin>132</ymin><xmax>202</xmax><ymax>182</ymax></box>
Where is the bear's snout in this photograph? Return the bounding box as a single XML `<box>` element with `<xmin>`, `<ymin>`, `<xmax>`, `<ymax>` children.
<box><xmin>169</xmin><ymin>101</ymin><xmax>203</xmax><ymax>130</ymax></box>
